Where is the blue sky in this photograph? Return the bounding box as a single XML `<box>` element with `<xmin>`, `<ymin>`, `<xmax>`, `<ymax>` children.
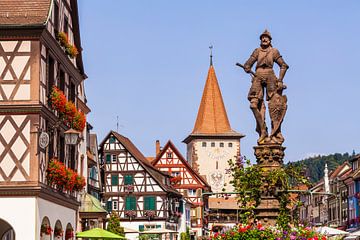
<box><xmin>78</xmin><ymin>1</ymin><xmax>360</xmax><ymax>162</ymax></box>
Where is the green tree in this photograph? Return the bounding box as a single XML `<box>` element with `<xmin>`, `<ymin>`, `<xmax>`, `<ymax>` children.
<box><xmin>107</xmin><ymin>211</ymin><xmax>125</xmax><ymax>237</ymax></box>
<box><xmin>228</xmin><ymin>156</ymin><xmax>309</xmax><ymax>230</ymax></box>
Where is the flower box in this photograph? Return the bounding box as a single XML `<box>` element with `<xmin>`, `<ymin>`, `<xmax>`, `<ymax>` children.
<box><xmin>50</xmin><ymin>87</ymin><xmax>86</xmax><ymax>132</ymax></box>
<box><xmin>124</xmin><ymin>210</ymin><xmax>136</xmax><ymax>218</ymax></box>
<box><xmin>125</xmin><ymin>184</ymin><xmax>134</xmax><ymax>192</ymax></box>
<box><xmin>170</xmin><ymin>176</ymin><xmax>182</xmax><ymax>185</ymax></box>
<box><xmin>57</xmin><ymin>32</ymin><xmax>78</xmax><ymax>58</ymax></box>
<box><xmin>46</xmin><ymin>159</ymin><xmax>85</xmax><ymax>192</ymax></box>
<box><xmin>144</xmin><ymin>210</ymin><xmax>156</xmax><ymax>218</ymax></box>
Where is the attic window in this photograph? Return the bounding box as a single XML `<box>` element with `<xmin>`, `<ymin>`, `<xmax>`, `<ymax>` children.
<box><xmin>167</xmin><ymin>152</ymin><xmax>173</xmax><ymax>158</ymax></box>
<box><xmin>202</xmin><ymin>142</ymin><xmax>206</xmax><ymax>147</ymax></box>
<box><xmin>109</xmin><ymin>136</ymin><xmax>115</xmax><ymax>144</ymax></box>
<box><xmin>211</xmin><ymin>142</ymin><xmax>215</xmax><ymax>147</ymax></box>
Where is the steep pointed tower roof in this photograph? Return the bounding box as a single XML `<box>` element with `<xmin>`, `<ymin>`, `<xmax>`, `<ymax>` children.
<box><xmin>184</xmin><ymin>57</ymin><xmax>244</xmax><ymax>143</ymax></box>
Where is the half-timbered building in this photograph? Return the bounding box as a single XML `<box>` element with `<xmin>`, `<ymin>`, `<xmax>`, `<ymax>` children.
<box><xmin>99</xmin><ymin>131</ymin><xmax>182</xmax><ymax>239</ymax></box>
<box><xmin>0</xmin><ymin>0</ymin><xmax>89</xmax><ymax>239</ymax></box>
<box><xmin>152</xmin><ymin>140</ymin><xmax>211</xmax><ymax>237</ymax></box>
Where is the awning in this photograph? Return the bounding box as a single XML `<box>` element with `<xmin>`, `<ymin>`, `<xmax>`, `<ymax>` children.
<box><xmin>140</xmin><ymin>227</ymin><xmax>177</xmax><ymax>234</ymax></box>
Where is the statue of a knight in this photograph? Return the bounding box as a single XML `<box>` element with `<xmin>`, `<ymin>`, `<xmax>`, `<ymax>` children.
<box><xmin>243</xmin><ymin>30</ymin><xmax>289</xmax><ymax>145</ymax></box>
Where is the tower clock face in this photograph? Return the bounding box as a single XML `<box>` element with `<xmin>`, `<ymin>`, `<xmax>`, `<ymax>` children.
<box><xmin>206</xmin><ymin>147</ymin><xmax>230</xmax><ymax>161</ymax></box>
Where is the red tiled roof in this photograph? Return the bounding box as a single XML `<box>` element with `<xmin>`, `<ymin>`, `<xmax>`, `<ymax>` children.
<box><xmin>192</xmin><ymin>65</ymin><xmax>239</xmax><ymax>135</ymax></box>
<box><xmin>0</xmin><ymin>0</ymin><xmax>51</xmax><ymax>26</ymax></box>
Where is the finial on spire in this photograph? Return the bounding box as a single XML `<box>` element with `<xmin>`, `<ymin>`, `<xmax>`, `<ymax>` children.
<box><xmin>209</xmin><ymin>45</ymin><xmax>213</xmax><ymax>66</ymax></box>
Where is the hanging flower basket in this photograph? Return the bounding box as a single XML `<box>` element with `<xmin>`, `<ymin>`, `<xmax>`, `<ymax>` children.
<box><xmin>65</xmin><ymin>229</ymin><xmax>74</xmax><ymax>240</ymax></box>
<box><xmin>54</xmin><ymin>228</ymin><xmax>63</xmax><ymax>238</ymax></box>
<box><xmin>40</xmin><ymin>224</ymin><xmax>52</xmax><ymax>236</ymax></box>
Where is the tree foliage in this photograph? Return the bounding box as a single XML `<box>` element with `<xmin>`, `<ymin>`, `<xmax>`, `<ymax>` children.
<box><xmin>228</xmin><ymin>156</ymin><xmax>309</xmax><ymax>229</ymax></box>
<box><xmin>107</xmin><ymin>211</ymin><xmax>125</xmax><ymax>237</ymax></box>
<box><xmin>291</xmin><ymin>152</ymin><xmax>352</xmax><ymax>183</ymax></box>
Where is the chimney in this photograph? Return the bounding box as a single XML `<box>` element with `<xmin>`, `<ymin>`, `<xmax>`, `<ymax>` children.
<box><xmin>156</xmin><ymin>140</ymin><xmax>160</xmax><ymax>156</ymax></box>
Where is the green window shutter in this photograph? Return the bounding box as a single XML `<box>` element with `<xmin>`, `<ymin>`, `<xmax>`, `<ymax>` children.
<box><xmin>106</xmin><ymin>154</ymin><xmax>111</xmax><ymax>163</ymax></box>
<box><xmin>111</xmin><ymin>175</ymin><xmax>118</xmax><ymax>185</ymax></box>
<box><xmin>124</xmin><ymin>175</ymin><xmax>134</xmax><ymax>185</ymax></box>
<box><xmin>125</xmin><ymin>196</ymin><xmax>136</xmax><ymax>210</ymax></box>
<box><xmin>106</xmin><ymin>201</ymin><xmax>112</xmax><ymax>212</ymax></box>
<box><xmin>156</xmin><ymin>225</ymin><xmax>161</xmax><ymax>229</ymax></box>
<box><xmin>144</xmin><ymin>196</ymin><xmax>156</xmax><ymax>210</ymax></box>
<box><xmin>150</xmin><ymin>197</ymin><xmax>156</xmax><ymax>210</ymax></box>
<box><xmin>139</xmin><ymin>225</ymin><xmax>144</xmax><ymax>232</ymax></box>
<box><xmin>179</xmin><ymin>200</ymin><xmax>184</xmax><ymax>213</ymax></box>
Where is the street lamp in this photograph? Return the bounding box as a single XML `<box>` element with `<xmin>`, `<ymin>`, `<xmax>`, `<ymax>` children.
<box><xmin>64</xmin><ymin>128</ymin><xmax>80</xmax><ymax>145</ymax></box>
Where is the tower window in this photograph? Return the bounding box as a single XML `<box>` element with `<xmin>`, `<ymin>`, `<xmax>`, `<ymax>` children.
<box><xmin>228</xmin><ymin>143</ymin><xmax>233</xmax><ymax>147</ymax></box>
<box><xmin>220</xmin><ymin>142</ymin><xmax>224</xmax><ymax>148</ymax></box>
<box><xmin>211</xmin><ymin>142</ymin><xmax>215</xmax><ymax>147</ymax></box>
<box><xmin>202</xmin><ymin>142</ymin><xmax>206</xmax><ymax>147</ymax></box>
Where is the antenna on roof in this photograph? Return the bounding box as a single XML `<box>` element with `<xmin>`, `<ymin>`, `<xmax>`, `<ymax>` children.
<box><xmin>209</xmin><ymin>45</ymin><xmax>213</xmax><ymax>66</ymax></box>
<box><xmin>116</xmin><ymin>116</ymin><xmax>119</xmax><ymax>132</ymax></box>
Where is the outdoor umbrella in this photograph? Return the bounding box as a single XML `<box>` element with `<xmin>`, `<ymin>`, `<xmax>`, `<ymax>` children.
<box><xmin>316</xmin><ymin>226</ymin><xmax>349</xmax><ymax>236</ymax></box>
<box><xmin>76</xmin><ymin>228</ymin><xmax>126</xmax><ymax>239</ymax></box>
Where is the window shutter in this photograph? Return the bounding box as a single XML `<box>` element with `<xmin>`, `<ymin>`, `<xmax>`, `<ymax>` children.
<box><xmin>124</xmin><ymin>175</ymin><xmax>133</xmax><ymax>185</ymax></box>
<box><xmin>139</xmin><ymin>225</ymin><xmax>144</xmax><ymax>232</ymax></box>
<box><xmin>179</xmin><ymin>200</ymin><xmax>184</xmax><ymax>213</ymax></box>
<box><xmin>126</xmin><ymin>196</ymin><xmax>136</xmax><ymax>210</ymax></box>
<box><xmin>111</xmin><ymin>175</ymin><xmax>119</xmax><ymax>185</ymax></box>
<box><xmin>150</xmin><ymin>197</ymin><xmax>156</xmax><ymax>210</ymax></box>
<box><xmin>106</xmin><ymin>201</ymin><xmax>112</xmax><ymax>212</ymax></box>
<box><xmin>106</xmin><ymin>154</ymin><xmax>111</xmax><ymax>163</ymax></box>
<box><xmin>131</xmin><ymin>196</ymin><xmax>136</xmax><ymax>210</ymax></box>
<box><xmin>144</xmin><ymin>196</ymin><xmax>156</xmax><ymax>210</ymax></box>
<box><xmin>144</xmin><ymin>197</ymin><xmax>149</xmax><ymax>210</ymax></box>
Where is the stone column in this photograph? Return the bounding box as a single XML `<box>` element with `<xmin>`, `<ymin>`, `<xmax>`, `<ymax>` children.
<box><xmin>254</xmin><ymin>144</ymin><xmax>285</xmax><ymax>225</ymax></box>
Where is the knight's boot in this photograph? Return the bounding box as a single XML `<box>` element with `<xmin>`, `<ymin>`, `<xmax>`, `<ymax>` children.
<box><xmin>257</xmin><ymin>128</ymin><xmax>269</xmax><ymax>145</ymax></box>
<box><xmin>270</xmin><ymin>132</ymin><xmax>284</xmax><ymax>145</ymax></box>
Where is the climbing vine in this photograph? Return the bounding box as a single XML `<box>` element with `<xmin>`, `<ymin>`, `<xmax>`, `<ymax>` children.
<box><xmin>227</xmin><ymin>156</ymin><xmax>309</xmax><ymax>230</ymax></box>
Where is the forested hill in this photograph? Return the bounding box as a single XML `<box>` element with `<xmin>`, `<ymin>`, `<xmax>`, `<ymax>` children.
<box><xmin>289</xmin><ymin>152</ymin><xmax>354</xmax><ymax>183</ymax></box>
